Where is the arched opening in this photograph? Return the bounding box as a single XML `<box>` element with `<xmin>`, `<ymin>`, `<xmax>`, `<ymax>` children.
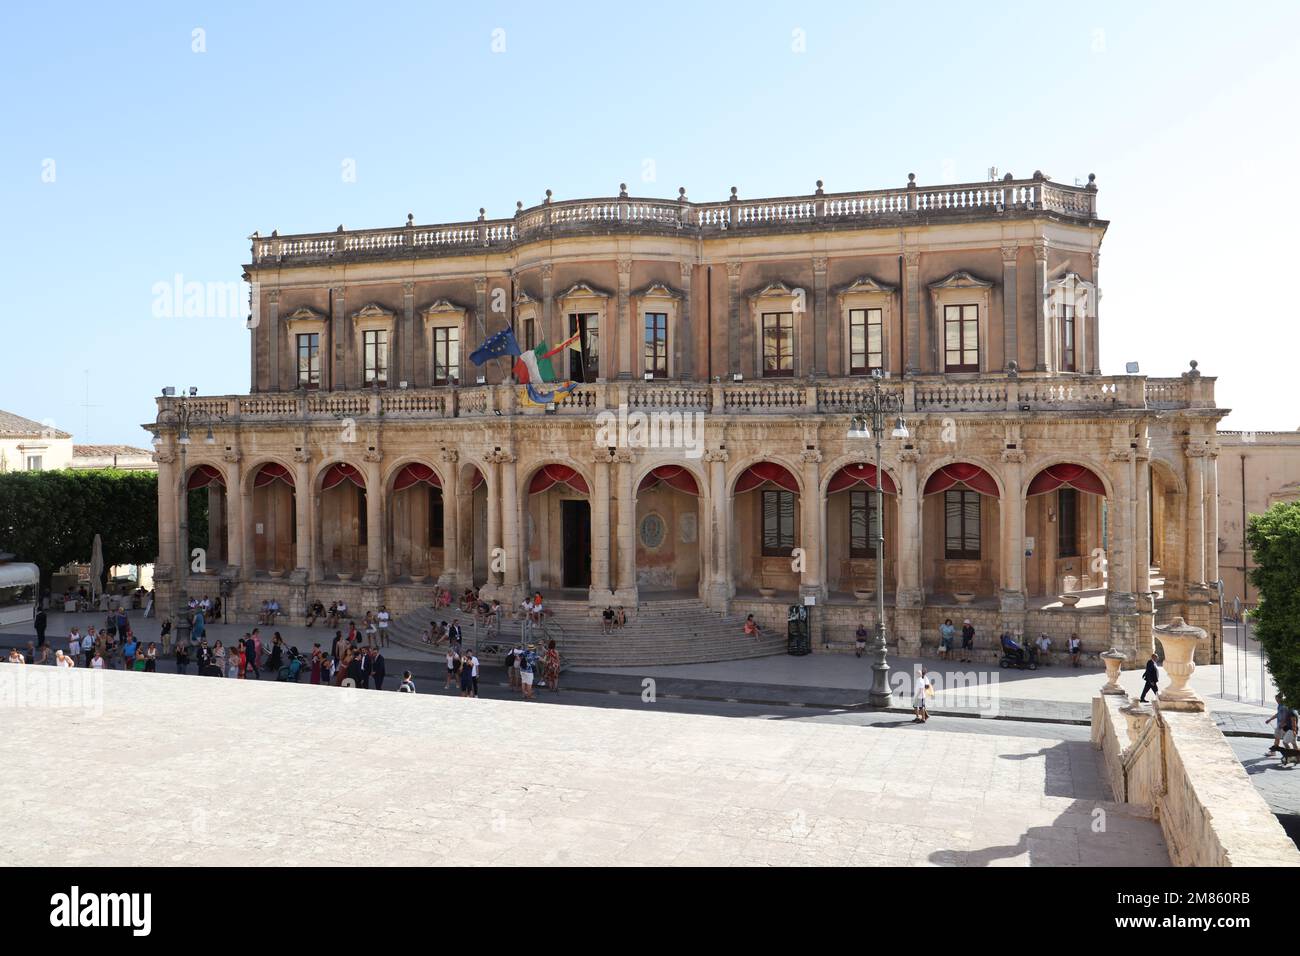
<box><xmin>251</xmin><ymin>463</ymin><xmax>295</xmax><ymax>576</ymax></box>
<box><xmin>826</xmin><ymin>463</ymin><xmax>897</xmax><ymax>599</ymax></box>
<box><xmin>185</xmin><ymin>464</ymin><xmax>228</xmax><ymax>578</ymax></box>
<box><xmin>922</xmin><ymin>462</ymin><xmax>1001</xmax><ymax>602</ymax></box>
<box><xmin>733</xmin><ymin>461</ymin><xmax>801</xmax><ymax>598</ymax></box>
<box><xmin>636</xmin><ymin>465</ymin><xmax>703</xmax><ymax>597</ymax></box>
<box><xmin>1024</xmin><ymin>463</ymin><xmax>1107</xmax><ymax>601</ymax></box>
<box><xmin>460</xmin><ymin>464</ymin><xmax>488</xmax><ymax>588</ymax></box>
<box><xmin>527</xmin><ymin>464</ymin><xmax>591</xmax><ymax>592</ymax></box>
<box><xmin>388</xmin><ymin>463</ymin><xmax>443</xmax><ymax>582</ymax></box>
<box><xmin>319</xmin><ymin>463</ymin><xmax>366</xmax><ymax>581</ymax></box>
<box><xmin>1148</xmin><ymin>459</ymin><xmax>1185</xmax><ymax>605</ymax></box>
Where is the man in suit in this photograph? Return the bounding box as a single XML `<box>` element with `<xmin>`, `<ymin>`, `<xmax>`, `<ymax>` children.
<box><xmin>352</xmin><ymin>648</ymin><xmax>370</xmax><ymax>689</ymax></box>
<box><xmin>1140</xmin><ymin>652</ymin><xmax>1160</xmax><ymax>702</ymax></box>
<box><xmin>34</xmin><ymin>607</ymin><xmax>47</xmax><ymax>648</ymax></box>
<box><xmin>371</xmin><ymin>647</ymin><xmax>386</xmax><ymax>690</ymax></box>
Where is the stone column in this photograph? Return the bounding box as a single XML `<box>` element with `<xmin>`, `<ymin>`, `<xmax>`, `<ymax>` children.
<box><xmin>483</xmin><ymin>454</ymin><xmax>502</xmax><ymax>596</ymax></box>
<box><xmin>811</xmin><ymin>257</ymin><xmax>829</xmax><ymax>378</ymax></box>
<box><xmin>677</xmin><ymin>262</ymin><xmax>693</xmax><ymax>380</ymax></box>
<box><xmin>267</xmin><ymin>290</ymin><xmax>282</xmax><ymax>391</ymax></box>
<box><xmin>500</xmin><ymin>452</ymin><xmax>523</xmax><ymax>604</ymax></box>
<box><xmin>363</xmin><ymin>455</ymin><xmax>383</xmax><ymax>585</ymax></box>
<box><xmin>154</xmin><ymin>448</ymin><xmax>179</xmax><ymax>609</ymax></box>
<box><xmin>799</xmin><ymin>449</ymin><xmax>825</xmax><ymax>600</ymax></box>
<box><xmin>704</xmin><ymin>449</ymin><xmax>731</xmax><ymax>608</ymax></box>
<box><xmin>224</xmin><ymin>455</ymin><xmax>243</xmax><ymax>578</ymax></box>
<box><xmin>1134</xmin><ymin>451</ymin><xmax>1155</xmax><ymax>661</ymax></box>
<box><xmin>1088</xmin><ymin>251</ymin><xmax>1102</xmax><ymax>375</ymax></box>
<box><xmin>590</xmin><ymin>450</ymin><xmax>614</xmax><ymax>602</ymax></box>
<box><xmin>293</xmin><ymin>453</ymin><xmax>312</xmax><ymax>582</ymax></box>
<box><xmin>1033</xmin><ymin>240</ymin><xmax>1049</xmax><ymax>372</ymax></box>
<box><xmin>331</xmin><ymin>286</ymin><xmax>348</xmax><ymax>390</ymax></box>
<box><xmin>541</xmin><ymin>264</ymin><xmax>555</xmax><ymax>347</ymax></box>
<box><xmin>403</xmin><ymin>281</ymin><xmax>417</xmax><ymax>386</ymax></box>
<box><xmin>1001</xmin><ymin>245</ymin><xmax>1019</xmax><ymax>370</ymax></box>
<box><xmin>903</xmin><ymin>250</ymin><xmax>921</xmax><ymax>375</ymax></box>
<box><xmin>1185</xmin><ymin>443</ymin><xmax>1206</xmax><ymax>588</ymax></box>
<box><xmin>1107</xmin><ymin>449</ymin><xmax>1139</xmax><ymax>661</ymax></box>
<box><xmin>438</xmin><ymin>450</ymin><xmax>459</xmax><ymax>590</ymax></box>
<box><xmin>894</xmin><ymin>449</ymin><xmax>923</xmax><ymax>655</ymax></box>
<box><xmin>614</xmin><ymin>451</ymin><xmax>638</xmax><ymax>605</ymax></box>
<box><xmin>726</xmin><ymin>262</ymin><xmax>743</xmax><ymax>376</ymax></box>
<box><xmin>999</xmin><ymin>450</ymin><xmax>1027</xmax><ymax>628</ymax></box>
<box><xmin>617</xmin><ymin>255</ymin><xmax>633</xmax><ymax>380</ymax></box>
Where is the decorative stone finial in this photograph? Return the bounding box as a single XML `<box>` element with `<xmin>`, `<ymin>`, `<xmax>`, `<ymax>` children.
<box><xmin>1152</xmin><ymin>616</ymin><xmax>1209</xmax><ymax>711</ymax></box>
<box><xmin>678</xmin><ymin>186</ymin><xmax>687</xmax><ymax>200</ymax></box>
<box><xmin>815</xmin><ymin>179</ymin><xmax>824</xmax><ymax>194</ymax></box>
<box><xmin>907</xmin><ymin>172</ymin><xmax>916</xmax><ymax>185</ymax></box>
<box><xmin>545</xmin><ymin>189</ymin><xmax>552</xmax><ymax>202</ymax></box>
<box><xmin>1003</xmin><ymin>172</ymin><xmax>1014</xmax><ymax>181</ymax></box>
<box><xmin>1033</xmin><ymin>169</ymin><xmax>1044</xmax><ymax>180</ymax></box>
<box><xmin>1100</xmin><ymin>647</ymin><xmax>1126</xmax><ymax>695</ymax></box>
<box><xmin>1087</xmin><ymin>172</ymin><xmax>1097</xmax><ymax>185</ymax></box>
<box><xmin>406</xmin><ymin>213</ymin><xmax>414</xmax><ymax>226</ymax></box>
<box><xmin>337</xmin><ymin>224</ymin><xmax>344</xmax><ymax>232</ymax></box>
<box><xmin>478</xmin><ymin>207</ymin><xmax>486</xmax><ymax>221</ymax></box>
<box><xmin>619</xmin><ymin>182</ymin><xmax>628</xmax><ymax>197</ymax></box>
<box><xmin>516</xmin><ymin>201</ymin><xmax>523</xmax><ymax>213</ymax></box>
<box><xmin>270</xmin><ymin>229</ymin><xmax>277</xmax><ymax>238</ymax></box>
<box><xmin>730</xmin><ymin>186</ymin><xmax>738</xmax><ymax>199</ymax></box>
<box><xmin>1006</xmin><ymin>359</ymin><xmax>1019</xmax><ymax>379</ymax></box>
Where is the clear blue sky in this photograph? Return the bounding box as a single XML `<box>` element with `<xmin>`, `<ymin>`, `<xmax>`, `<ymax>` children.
<box><xmin>2</xmin><ymin>0</ymin><xmax>1296</xmax><ymax>443</ymax></box>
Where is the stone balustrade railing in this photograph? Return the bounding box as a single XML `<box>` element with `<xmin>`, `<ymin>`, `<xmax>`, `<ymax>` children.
<box><xmin>249</xmin><ymin>173</ymin><xmax>1098</xmax><ymax>265</ymax></box>
<box><xmin>154</xmin><ymin>371</ymin><xmax>1213</xmax><ymax>431</ymax></box>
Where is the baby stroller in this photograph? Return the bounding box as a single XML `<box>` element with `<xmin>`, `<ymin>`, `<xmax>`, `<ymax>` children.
<box><xmin>277</xmin><ymin>647</ymin><xmax>307</xmax><ymax>682</ymax></box>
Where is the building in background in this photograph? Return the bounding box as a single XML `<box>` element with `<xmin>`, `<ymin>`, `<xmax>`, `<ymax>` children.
<box><xmin>148</xmin><ymin>172</ymin><xmax>1227</xmax><ymax>665</ymax></box>
<box><xmin>1216</xmin><ymin>430</ymin><xmax>1300</xmax><ymax>608</ymax></box>
<box><xmin>0</xmin><ymin>409</ymin><xmax>72</xmax><ymax>472</ymax></box>
<box><xmin>72</xmin><ymin>444</ymin><xmax>157</xmax><ymax>471</ymax></box>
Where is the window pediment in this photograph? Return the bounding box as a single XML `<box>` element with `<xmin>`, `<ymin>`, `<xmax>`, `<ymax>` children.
<box><xmin>353</xmin><ymin>303</ymin><xmax>396</xmax><ymax>333</ymax></box>
<box><xmin>928</xmin><ymin>270</ymin><xmax>993</xmax><ymax>292</ymax></box>
<box><xmin>421</xmin><ymin>299</ymin><xmax>468</xmax><ymax>323</ymax></box>
<box><xmin>632</xmin><ymin>281</ymin><xmax>681</xmax><ymax>300</ymax></box>
<box><xmin>556</xmin><ymin>281</ymin><xmax>610</xmax><ymax>302</ymax></box>
<box><xmin>285</xmin><ymin>306</ymin><xmax>327</xmax><ymax>324</ymax></box>
<box><xmin>748</xmin><ymin>280</ymin><xmax>800</xmax><ymax>303</ymax></box>
<box><xmin>1047</xmin><ymin>272</ymin><xmax>1096</xmax><ymax>316</ymax></box>
<box><xmin>836</xmin><ymin>275</ymin><xmax>895</xmax><ymax>301</ymax></box>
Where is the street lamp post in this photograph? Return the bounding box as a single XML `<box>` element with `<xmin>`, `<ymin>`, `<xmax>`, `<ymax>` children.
<box><xmin>152</xmin><ymin>390</ymin><xmax>221</xmax><ymax>631</ymax></box>
<box><xmin>848</xmin><ymin>371</ymin><xmax>909</xmax><ymax>708</ymax></box>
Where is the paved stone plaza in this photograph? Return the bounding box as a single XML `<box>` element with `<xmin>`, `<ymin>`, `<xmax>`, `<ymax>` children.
<box><xmin>0</xmin><ymin>668</ymin><xmax>1169</xmax><ymax>866</ymax></box>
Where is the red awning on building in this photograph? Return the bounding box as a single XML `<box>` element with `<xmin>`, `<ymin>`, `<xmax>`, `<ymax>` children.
<box><xmin>252</xmin><ymin>463</ymin><xmax>294</xmax><ymax>488</ymax></box>
<box><xmin>734</xmin><ymin>462</ymin><xmax>800</xmax><ymax>494</ymax></box>
<box><xmin>392</xmin><ymin>463</ymin><xmax>442</xmax><ymax>492</ymax></box>
<box><xmin>638</xmin><ymin>465</ymin><xmax>700</xmax><ymax>496</ymax></box>
<box><xmin>1027</xmin><ymin>463</ymin><xmax>1106</xmax><ymax>497</ymax></box>
<box><xmin>923</xmin><ymin>463</ymin><xmax>999</xmax><ymax>497</ymax></box>
<box><xmin>528</xmin><ymin>464</ymin><xmax>590</xmax><ymax>495</ymax></box>
<box><xmin>321</xmin><ymin>463</ymin><xmax>365</xmax><ymax>491</ymax></box>
<box><xmin>827</xmin><ymin>462</ymin><xmax>897</xmax><ymax>495</ymax></box>
<box><xmin>186</xmin><ymin>464</ymin><xmax>225</xmax><ymax>490</ymax></box>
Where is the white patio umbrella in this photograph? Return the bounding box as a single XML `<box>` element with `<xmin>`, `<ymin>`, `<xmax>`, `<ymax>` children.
<box><xmin>88</xmin><ymin>534</ymin><xmax>104</xmax><ymax>603</ymax></box>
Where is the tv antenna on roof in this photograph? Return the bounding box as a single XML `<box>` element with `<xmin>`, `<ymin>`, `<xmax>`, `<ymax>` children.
<box><xmin>987</xmin><ymin>166</ymin><xmax>999</xmax><ymax>181</ymax></box>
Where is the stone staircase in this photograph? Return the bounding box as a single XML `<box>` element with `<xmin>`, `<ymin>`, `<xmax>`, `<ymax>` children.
<box><xmin>383</xmin><ymin>595</ymin><xmax>789</xmax><ymax>668</ymax></box>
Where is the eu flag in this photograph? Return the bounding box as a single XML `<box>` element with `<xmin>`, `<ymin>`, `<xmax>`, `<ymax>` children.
<box><xmin>469</xmin><ymin>327</ymin><xmax>522</xmax><ymax>366</ymax></box>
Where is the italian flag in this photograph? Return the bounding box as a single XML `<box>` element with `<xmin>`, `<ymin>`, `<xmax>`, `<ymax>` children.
<box><xmin>513</xmin><ymin>342</ymin><xmax>557</xmax><ymax>384</ymax></box>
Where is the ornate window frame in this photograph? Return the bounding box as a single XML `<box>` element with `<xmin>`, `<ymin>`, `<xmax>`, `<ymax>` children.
<box><xmin>421</xmin><ymin>299</ymin><xmax>467</xmax><ymax>386</ymax></box>
<box><xmin>836</xmin><ymin>276</ymin><xmax>895</xmax><ymax>377</ymax></box>
<box><xmin>748</xmin><ymin>281</ymin><xmax>804</xmax><ymax>378</ymax></box>
<box><xmin>633</xmin><ymin>281</ymin><xmax>682</xmax><ymax>379</ymax></box>
<box><xmin>353</xmin><ymin>303</ymin><xmax>395</xmax><ymax>386</ymax></box>
<box><xmin>1046</xmin><ymin>272</ymin><xmax>1096</xmax><ymax>374</ymax></box>
<box><xmin>284</xmin><ymin>306</ymin><xmax>329</xmax><ymax>389</ymax></box>
<box><xmin>556</xmin><ymin>282</ymin><xmax>609</xmax><ymax>381</ymax></box>
<box><xmin>929</xmin><ymin>271</ymin><xmax>993</xmax><ymax>374</ymax></box>
<box><xmin>515</xmin><ymin>290</ymin><xmax>540</xmax><ymax>353</ymax></box>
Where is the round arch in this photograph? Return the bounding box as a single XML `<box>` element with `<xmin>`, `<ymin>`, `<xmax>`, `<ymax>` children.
<box><xmin>920</xmin><ymin>459</ymin><xmax>1005</xmax><ymax>498</ymax></box>
<box><xmin>726</xmin><ymin>455</ymin><xmax>805</xmax><ymax>498</ymax></box>
<box><xmin>241</xmin><ymin>457</ymin><xmax>297</xmax><ymax>498</ymax></box>
<box><xmin>1021</xmin><ymin>456</ymin><xmax>1115</xmax><ymax>501</ymax></box>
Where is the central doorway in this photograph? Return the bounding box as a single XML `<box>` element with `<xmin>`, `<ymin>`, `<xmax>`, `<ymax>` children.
<box><xmin>561</xmin><ymin>499</ymin><xmax>591</xmax><ymax>588</ymax></box>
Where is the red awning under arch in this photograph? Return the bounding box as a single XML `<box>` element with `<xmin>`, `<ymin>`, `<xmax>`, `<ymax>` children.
<box><xmin>638</xmin><ymin>465</ymin><xmax>700</xmax><ymax>496</ymax></box>
<box><xmin>1027</xmin><ymin>463</ymin><xmax>1106</xmax><ymax>497</ymax></box>
<box><xmin>529</xmin><ymin>464</ymin><xmax>589</xmax><ymax>495</ymax></box>
<box><xmin>393</xmin><ymin>463</ymin><xmax>442</xmax><ymax>492</ymax></box>
<box><xmin>253</xmin><ymin>463</ymin><xmax>294</xmax><ymax>489</ymax></box>
<box><xmin>321</xmin><ymin>463</ymin><xmax>365</xmax><ymax>491</ymax></box>
<box><xmin>186</xmin><ymin>464</ymin><xmax>225</xmax><ymax>490</ymax></box>
<box><xmin>923</xmin><ymin>463</ymin><xmax>999</xmax><ymax>497</ymax></box>
<box><xmin>735</xmin><ymin>462</ymin><xmax>800</xmax><ymax>494</ymax></box>
<box><xmin>468</xmin><ymin>468</ymin><xmax>485</xmax><ymax>491</ymax></box>
<box><xmin>827</xmin><ymin>463</ymin><xmax>897</xmax><ymax>495</ymax></box>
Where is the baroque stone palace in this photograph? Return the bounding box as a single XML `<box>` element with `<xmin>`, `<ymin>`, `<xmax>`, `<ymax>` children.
<box><xmin>148</xmin><ymin>173</ymin><xmax>1226</xmax><ymax>663</ymax></box>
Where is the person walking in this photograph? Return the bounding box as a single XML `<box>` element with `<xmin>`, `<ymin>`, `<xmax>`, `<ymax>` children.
<box><xmin>444</xmin><ymin>647</ymin><xmax>458</xmax><ymax>690</ymax></box>
<box><xmin>468</xmin><ymin>648</ymin><xmax>480</xmax><ymax>698</ymax></box>
<box><xmin>244</xmin><ymin>634</ymin><xmax>261</xmax><ymax>679</ymax></box>
<box><xmin>1266</xmin><ymin>694</ymin><xmax>1296</xmax><ymax>755</ymax></box>
<box><xmin>377</xmin><ymin>606</ymin><xmax>391</xmax><ymax>648</ymax></box>
<box><xmin>520</xmin><ymin>645</ymin><xmax>537</xmax><ymax>701</ymax></box>
<box><xmin>912</xmin><ymin>666</ymin><xmax>932</xmax><ymax>723</ymax></box>
<box><xmin>1139</xmin><ymin>652</ymin><xmax>1160</xmax><ymax>702</ymax></box>
<box><xmin>959</xmin><ymin>619</ymin><xmax>975</xmax><ymax>663</ymax></box>
<box><xmin>544</xmin><ymin>640</ymin><xmax>560</xmax><ymax>692</ymax></box>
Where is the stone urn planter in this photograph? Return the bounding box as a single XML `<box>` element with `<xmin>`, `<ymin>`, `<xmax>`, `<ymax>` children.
<box><xmin>952</xmin><ymin>591</ymin><xmax>975</xmax><ymax>605</ymax></box>
<box><xmin>1100</xmin><ymin>648</ymin><xmax>1126</xmax><ymax>695</ymax></box>
<box><xmin>758</xmin><ymin>586</ymin><xmax>777</xmax><ymax>598</ymax></box>
<box><xmin>1058</xmin><ymin>593</ymin><xmax>1081</xmax><ymax>607</ymax></box>
<box><xmin>337</xmin><ymin>571</ymin><xmax>354</xmax><ymax>582</ymax></box>
<box><xmin>409</xmin><ymin>574</ymin><xmax>427</xmax><ymax>584</ymax></box>
<box><xmin>1153</xmin><ymin>616</ymin><xmax>1208</xmax><ymax>711</ymax></box>
<box><xmin>267</xmin><ymin>568</ymin><xmax>285</xmax><ymax>580</ymax></box>
<box><xmin>853</xmin><ymin>588</ymin><xmax>874</xmax><ymax>602</ymax></box>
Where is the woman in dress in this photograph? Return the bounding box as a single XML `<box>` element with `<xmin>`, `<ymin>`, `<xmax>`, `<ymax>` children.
<box><xmin>459</xmin><ymin>651</ymin><xmax>475</xmax><ymax>697</ymax></box>
<box><xmin>213</xmin><ymin>640</ymin><xmax>226</xmax><ymax>674</ymax></box>
<box><xmin>544</xmin><ymin>640</ymin><xmax>561</xmax><ymax>693</ymax></box>
<box><xmin>939</xmin><ymin>619</ymin><xmax>956</xmax><ymax>661</ymax></box>
<box><xmin>144</xmin><ymin>643</ymin><xmax>158</xmax><ymax>672</ymax></box>
<box><xmin>267</xmin><ymin>634</ymin><xmax>284</xmax><ymax>673</ymax></box>
<box><xmin>310</xmin><ymin>645</ymin><xmax>322</xmax><ymax>685</ymax></box>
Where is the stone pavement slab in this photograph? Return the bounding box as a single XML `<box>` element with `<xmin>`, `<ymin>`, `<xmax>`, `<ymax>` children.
<box><xmin>0</xmin><ymin>668</ymin><xmax>1168</xmax><ymax>867</ymax></box>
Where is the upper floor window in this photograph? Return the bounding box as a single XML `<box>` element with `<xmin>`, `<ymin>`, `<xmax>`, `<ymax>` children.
<box><xmin>849</xmin><ymin>490</ymin><xmax>881</xmax><ymax>557</ymax></box>
<box><xmin>761</xmin><ymin>311</ymin><xmax>795</xmax><ymax>378</ymax></box>
<box><xmin>1060</xmin><ymin>304</ymin><xmax>1076</xmax><ymax>372</ymax></box>
<box><xmin>363</xmin><ymin>329</ymin><xmax>388</xmax><ymax>384</ymax></box>
<box><xmin>761</xmin><ymin>489</ymin><xmax>796</xmax><ymax>556</ymax></box>
<box><xmin>296</xmin><ymin>332</ymin><xmax>320</xmax><ymax>388</ymax></box>
<box><xmin>943</xmin><ymin>304</ymin><xmax>979</xmax><ymax>373</ymax></box>
<box><xmin>944</xmin><ymin>489</ymin><xmax>981</xmax><ymax>560</ymax></box>
<box><xmin>25</xmin><ymin>455</ymin><xmax>42</xmax><ymax>472</ymax></box>
<box><xmin>644</xmin><ymin>312</ymin><xmax>668</xmax><ymax>379</ymax></box>
<box><xmin>568</xmin><ymin>313</ymin><xmax>599</xmax><ymax>382</ymax></box>
<box><xmin>849</xmin><ymin>308</ymin><xmax>883</xmax><ymax>376</ymax></box>
<box><xmin>522</xmin><ymin>316</ymin><xmax>537</xmax><ymax>352</ymax></box>
<box><xmin>431</xmin><ymin>326</ymin><xmax>459</xmax><ymax>385</ymax></box>
<box><xmin>1058</xmin><ymin>488</ymin><xmax>1079</xmax><ymax>558</ymax></box>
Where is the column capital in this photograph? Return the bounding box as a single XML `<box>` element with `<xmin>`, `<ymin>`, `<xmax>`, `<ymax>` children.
<box><xmin>1000</xmin><ymin>449</ymin><xmax>1026</xmax><ymax>464</ymax></box>
<box><xmin>1108</xmin><ymin>449</ymin><xmax>1133</xmax><ymax>463</ymax></box>
<box><xmin>440</xmin><ymin>449</ymin><xmax>459</xmax><ymax>463</ymax></box>
<box><xmin>593</xmin><ymin>448</ymin><xmax>617</xmax><ymax>465</ymax></box>
<box><xmin>800</xmin><ymin>449</ymin><xmax>823</xmax><ymax>464</ymax></box>
<box><xmin>811</xmin><ymin>256</ymin><xmax>829</xmax><ymax>274</ymax></box>
<box><xmin>679</xmin><ymin>260</ymin><xmax>694</xmax><ymax>282</ymax></box>
<box><xmin>293</xmin><ymin>448</ymin><xmax>311</xmax><ymax>463</ymax></box>
<box><xmin>402</xmin><ymin>281</ymin><xmax>415</xmax><ymax>296</ymax></box>
<box><xmin>473</xmin><ymin>275</ymin><xmax>488</xmax><ymax>293</ymax></box>
<box><xmin>903</xmin><ymin>250</ymin><xmax>920</xmax><ymax>269</ymax></box>
<box><xmin>154</xmin><ymin>448</ymin><xmax>177</xmax><ymax>465</ymax></box>
<box><xmin>362</xmin><ymin>448</ymin><xmax>383</xmax><ymax>463</ymax></box>
<box><xmin>704</xmin><ymin>449</ymin><xmax>729</xmax><ymax>464</ymax></box>
<box><xmin>484</xmin><ymin>450</ymin><xmax>516</xmax><ymax>464</ymax></box>
<box><xmin>1184</xmin><ymin>443</ymin><xmax>1209</xmax><ymax>458</ymax></box>
<box><xmin>616</xmin><ymin>255</ymin><xmax>633</xmax><ymax>276</ymax></box>
<box><xmin>898</xmin><ymin>448</ymin><xmax>919</xmax><ymax>464</ymax></box>
<box><xmin>1032</xmin><ymin>239</ymin><xmax>1049</xmax><ymax>262</ymax></box>
<box><xmin>613</xmin><ymin>449</ymin><xmax>634</xmax><ymax>464</ymax></box>
<box><xmin>329</xmin><ymin>286</ymin><xmax>345</xmax><ymax>298</ymax></box>
<box><xmin>267</xmin><ymin>289</ymin><xmax>281</xmax><ymax>303</ymax></box>
<box><xmin>222</xmin><ymin>448</ymin><xmax>241</xmax><ymax>464</ymax></box>
<box><xmin>725</xmin><ymin>261</ymin><xmax>742</xmax><ymax>280</ymax></box>
<box><xmin>539</xmin><ymin>263</ymin><xmax>554</xmax><ymax>279</ymax></box>
<box><xmin>1001</xmin><ymin>244</ymin><xmax>1019</xmax><ymax>264</ymax></box>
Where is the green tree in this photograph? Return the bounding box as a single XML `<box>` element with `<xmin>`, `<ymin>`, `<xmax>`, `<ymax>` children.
<box><xmin>1246</xmin><ymin>500</ymin><xmax>1300</xmax><ymax>706</ymax></box>
<box><xmin>0</xmin><ymin>470</ymin><xmax>159</xmax><ymax>591</ymax></box>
